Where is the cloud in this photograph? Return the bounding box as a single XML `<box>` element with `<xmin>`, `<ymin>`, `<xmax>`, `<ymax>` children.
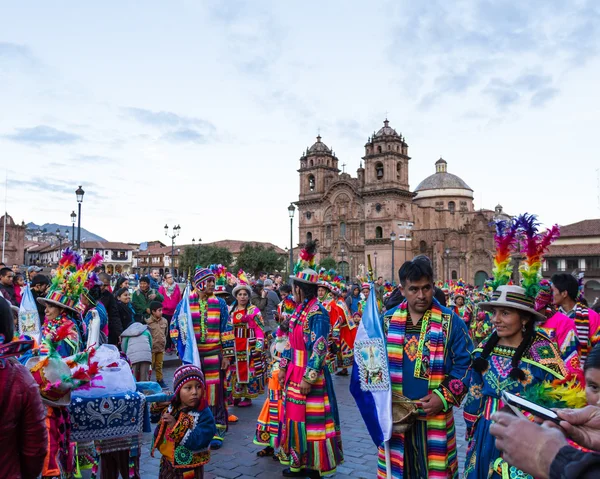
<box><xmin>4</xmin><ymin>125</ymin><xmax>82</xmax><ymax>146</ymax></box>
<box><xmin>0</xmin><ymin>42</ymin><xmax>38</xmax><ymax>65</ymax></box>
<box><xmin>123</xmin><ymin>107</ymin><xmax>216</xmax><ymax>131</ymax></box>
<box><xmin>69</xmin><ymin>154</ymin><xmax>115</xmax><ymax>164</ymax></box>
<box><xmin>386</xmin><ymin>0</ymin><xmax>598</xmax><ymax>112</ymax></box>
<box><xmin>9</xmin><ymin>176</ymin><xmax>104</xmax><ymax>199</ymax></box>
<box><xmin>123</xmin><ymin>107</ymin><xmax>216</xmax><ymax>143</ymax></box>
<box><xmin>161</xmin><ymin>128</ymin><xmax>209</xmax><ymax>144</ymax></box>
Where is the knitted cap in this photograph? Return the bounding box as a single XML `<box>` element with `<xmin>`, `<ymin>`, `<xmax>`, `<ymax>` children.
<box><xmin>193</xmin><ymin>267</ymin><xmax>214</xmax><ymax>291</ymax></box>
<box><xmin>172</xmin><ymin>364</ymin><xmax>205</xmax><ymax>399</ymax></box>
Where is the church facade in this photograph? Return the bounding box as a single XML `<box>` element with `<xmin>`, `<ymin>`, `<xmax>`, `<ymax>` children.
<box><xmin>296</xmin><ymin>119</ymin><xmax>508</xmax><ymax>286</ymax></box>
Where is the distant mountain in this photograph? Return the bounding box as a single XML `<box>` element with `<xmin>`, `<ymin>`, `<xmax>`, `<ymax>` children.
<box><xmin>27</xmin><ymin>222</ymin><xmax>107</xmax><ymax>242</ymax></box>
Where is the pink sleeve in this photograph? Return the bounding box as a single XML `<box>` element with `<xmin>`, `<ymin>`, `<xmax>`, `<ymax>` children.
<box><xmin>249</xmin><ymin>311</ymin><xmax>265</xmax><ymax>341</ymax></box>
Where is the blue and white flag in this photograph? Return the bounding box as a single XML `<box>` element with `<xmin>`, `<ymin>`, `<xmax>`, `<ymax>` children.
<box><xmin>349</xmin><ymin>282</ymin><xmax>392</xmax><ymax>447</ymax></box>
<box><xmin>18</xmin><ymin>284</ymin><xmax>41</xmax><ymax>344</ymax></box>
<box><xmin>174</xmin><ymin>283</ymin><xmax>201</xmax><ymax>368</ymax></box>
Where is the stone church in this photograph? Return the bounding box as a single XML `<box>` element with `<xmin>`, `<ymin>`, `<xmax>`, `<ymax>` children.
<box><xmin>296</xmin><ymin>119</ymin><xmax>509</xmax><ymax>286</ymax></box>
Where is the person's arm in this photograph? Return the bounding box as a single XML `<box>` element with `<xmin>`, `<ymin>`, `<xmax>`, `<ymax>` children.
<box><xmin>154</xmin><ymin>290</ymin><xmax>164</xmax><ymax>303</ymax></box>
<box><xmin>218</xmin><ymin>298</ymin><xmax>234</xmax><ymax>359</ymax></box>
<box><xmin>131</xmin><ymin>292</ymin><xmax>144</xmax><ymax>314</ymax></box>
<box><xmin>303</xmin><ymin>311</ymin><xmax>330</xmax><ymax>384</ymax></box>
<box><xmin>19</xmin><ymin>367</ymin><xmax>49</xmax><ymax>478</ymax></box>
<box><xmin>432</xmin><ymin>313</ymin><xmax>474</xmax><ymax>412</ymax></box>
<box><xmin>550</xmin><ymin>446</ymin><xmax>600</xmax><ymax>479</ymax></box>
<box><xmin>106</xmin><ymin>296</ymin><xmax>123</xmax><ymax>340</ymax></box>
<box><xmin>168</xmin><ymin>407</ymin><xmax>216</xmax><ymax>451</ymax></box>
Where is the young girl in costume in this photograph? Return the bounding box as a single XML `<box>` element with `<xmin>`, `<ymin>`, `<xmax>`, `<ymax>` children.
<box><xmin>585</xmin><ymin>344</ymin><xmax>600</xmax><ymax>406</ymax></box>
<box><xmin>152</xmin><ymin>364</ymin><xmax>216</xmax><ymax>479</ymax></box>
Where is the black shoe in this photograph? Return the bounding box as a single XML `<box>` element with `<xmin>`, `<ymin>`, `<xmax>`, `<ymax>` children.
<box><xmin>282</xmin><ymin>468</ymin><xmax>320</xmax><ymax>478</ymax></box>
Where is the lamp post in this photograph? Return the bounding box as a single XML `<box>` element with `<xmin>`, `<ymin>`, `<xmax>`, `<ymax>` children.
<box><xmin>70</xmin><ymin>211</ymin><xmax>76</xmax><ymax>246</ymax></box>
<box><xmin>288</xmin><ymin>204</ymin><xmax>295</xmax><ymax>280</ymax></box>
<box><xmin>340</xmin><ymin>245</ymin><xmax>346</xmax><ymax>279</ymax></box>
<box><xmin>374</xmin><ymin>251</ymin><xmax>378</xmax><ymax>278</ymax></box>
<box><xmin>445</xmin><ymin>248</ymin><xmax>450</xmax><ymax>283</ymax></box>
<box><xmin>192</xmin><ymin>238</ymin><xmax>195</xmax><ymax>246</ymax></box>
<box><xmin>165</xmin><ymin>224</ymin><xmax>181</xmax><ymax>274</ymax></box>
<box><xmin>56</xmin><ymin>228</ymin><xmax>64</xmax><ymax>250</ymax></box>
<box><xmin>75</xmin><ymin>186</ymin><xmax>84</xmax><ymax>251</ymax></box>
<box><xmin>390</xmin><ymin>231</ymin><xmax>397</xmax><ymax>285</ymax></box>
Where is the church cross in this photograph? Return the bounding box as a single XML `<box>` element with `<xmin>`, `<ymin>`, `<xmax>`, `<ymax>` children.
<box><xmin>341</xmin><ymin>162</ymin><xmax>347</xmax><ymax>173</ymax></box>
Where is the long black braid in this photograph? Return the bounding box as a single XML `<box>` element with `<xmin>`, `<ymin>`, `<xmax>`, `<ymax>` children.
<box><xmin>473</xmin><ymin>312</ymin><xmax>536</xmax><ymax>380</ymax></box>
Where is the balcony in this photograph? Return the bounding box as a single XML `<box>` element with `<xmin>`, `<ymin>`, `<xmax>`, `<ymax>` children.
<box><xmin>543</xmin><ymin>268</ymin><xmax>600</xmax><ymax>278</ymax></box>
<box><xmin>110</xmin><ymin>252</ymin><xmax>130</xmax><ymax>261</ymax></box>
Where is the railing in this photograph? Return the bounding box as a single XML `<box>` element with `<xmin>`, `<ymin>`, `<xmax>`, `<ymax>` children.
<box><xmin>543</xmin><ymin>268</ymin><xmax>600</xmax><ymax>277</ymax></box>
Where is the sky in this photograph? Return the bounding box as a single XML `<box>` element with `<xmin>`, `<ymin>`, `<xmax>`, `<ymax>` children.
<box><xmin>1</xmin><ymin>0</ymin><xmax>599</xmax><ymax>248</ymax></box>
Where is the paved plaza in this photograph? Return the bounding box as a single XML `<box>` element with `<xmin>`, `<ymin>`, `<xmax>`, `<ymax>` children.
<box><xmin>84</xmin><ymin>362</ymin><xmax>468</xmax><ymax>478</ymax></box>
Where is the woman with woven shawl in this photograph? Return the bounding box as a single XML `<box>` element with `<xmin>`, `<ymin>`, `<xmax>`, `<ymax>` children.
<box><xmin>228</xmin><ymin>274</ymin><xmax>266</xmax><ymax>407</ymax></box>
<box><xmin>277</xmin><ymin>241</ymin><xmax>343</xmax><ymax>478</ymax></box>
<box><xmin>380</xmin><ymin>255</ymin><xmax>472</xmax><ymax>479</ymax></box>
<box><xmin>463</xmin><ymin>215</ymin><xmax>584</xmax><ymax>478</ymax></box>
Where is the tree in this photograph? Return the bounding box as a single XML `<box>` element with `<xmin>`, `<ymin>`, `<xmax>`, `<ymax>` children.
<box><xmin>235</xmin><ymin>244</ymin><xmax>285</xmax><ymax>276</ymax></box>
<box><xmin>319</xmin><ymin>256</ymin><xmax>337</xmax><ymax>271</ymax></box>
<box><xmin>179</xmin><ymin>244</ymin><xmax>233</xmax><ymax>277</ymax></box>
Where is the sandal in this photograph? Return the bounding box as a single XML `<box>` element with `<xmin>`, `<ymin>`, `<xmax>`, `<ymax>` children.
<box><xmin>257</xmin><ymin>446</ymin><xmax>274</xmax><ymax>457</ymax></box>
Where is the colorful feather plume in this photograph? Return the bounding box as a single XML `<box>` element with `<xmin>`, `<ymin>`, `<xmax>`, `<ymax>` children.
<box><xmin>209</xmin><ymin>264</ymin><xmax>228</xmax><ymax>287</ymax></box>
<box><xmin>521</xmin><ymin>377</ymin><xmax>586</xmax><ymax>410</ymax></box>
<box><xmin>490</xmin><ymin>218</ymin><xmax>519</xmax><ymax>290</ymax></box>
<box><xmin>237</xmin><ymin>269</ymin><xmax>251</xmax><ymax>286</ymax></box>
<box><xmin>516</xmin><ymin>213</ymin><xmax>560</xmax><ymax>299</ymax></box>
<box><xmin>295</xmin><ymin>240</ymin><xmax>318</xmax><ymax>274</ymax></box>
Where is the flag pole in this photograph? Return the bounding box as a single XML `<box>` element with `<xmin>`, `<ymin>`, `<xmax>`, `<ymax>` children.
<box><xmin>2</xmin><ymin>172</ymin><xmax>7</xmax><ymax>263</ymax></box>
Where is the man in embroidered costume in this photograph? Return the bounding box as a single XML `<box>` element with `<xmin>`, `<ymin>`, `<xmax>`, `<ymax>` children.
<box><xmin>31</xmin><ymin>249</ymin><xmax>102</xmax><ymax>479</ymax></box>
<box><xmin>317</xmin><ymin>270</ymin><xmax>344</xmax><ymax>374</ymax></box>
<box><xmin>551</xmin><ymin>272</ymin><xmax>600</xmax><ymax>365</ymax></box>
<box><xmin>172</xmin><ymin>267</ymin><xmax>234</xmax><ymax>450</ymax></box>
<box><xmin>277</xmin><ymin>241</ymin><xmax>343</xmax><ymax>478</ymax></box>
<box><xmin>381</xmin><ymin>256</ymin><xmax>472</xmax><ymax>479</ymax></box>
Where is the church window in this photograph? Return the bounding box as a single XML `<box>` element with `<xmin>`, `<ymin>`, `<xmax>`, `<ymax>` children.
<box><xmin>397</xmin><ymin>162</ymin><xmax>402</xmax><ymax>179</ymax></box>
<box><xmin>375</xmin><ymin>203</ymin><xmax>382</xmax><ymax>213</ymax></box>
<box><xmin>326</xmin><ymin>225</ymin><xmax>332</xmax><ymax>239</ymax></box>
<box><xmin>452</xmin><ymin>270</ymin><xmax>458</xmax><ymax>280</ymax></box>
<box><xmin>327</xmin><ymin>159</ymin><xmax>330</xmax><ymax>166</ymax></box>
<box><xmin>340</xmin><ymin>222</ymin><xmax>346</xmax><ymax>238</ymax></box>
<box><xmin>377</xmin><ymin>145</ymin><xmax>382</xmax><ymax>153</ymax></box>
<box><xmin>306</xmin><ymin>212</ymin><xmax>312</xmax><ymax>220</ymax></box>
<box><xmin>308</xmin><ymin>175</ymin><xmax>315</xmax><ymax>191</ymax></box>
<box><xmin>375</xmin><ymin>162</ymin><xmax>384</xmax><ymax>180</ymax></box>
<box><xmin>396</xmin><ymin>146</ymin><xmax>399</xmax><ymax>151</ymax></box>
<box><xmin>419</xmin><ymin>241</ymin><xmax>427</xmax><ymax>253</ymax></box>
<box><xmin>306</xmin><ymin>232</ymin><xmax>313</xmax><ymax>243</ymax></box>
<box><xmin>448</xmin><ymin>201</ymin><xmax>456</xmax><ymax>213</ymax></box>
<box><xmin>375</xmin><ymin>226</ymin><xmax>383</xmax><ymax>239</ymax></box>
<box><xmin>388</xmin><ymin>145</ymin><xmax>391</xmax><ymax>150</ymax></box>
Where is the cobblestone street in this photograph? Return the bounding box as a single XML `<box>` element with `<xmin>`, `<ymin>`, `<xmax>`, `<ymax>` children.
<box><xmin>84</xmin><ymin>363</ymin><xmax>468</xmax><ymax>478</ymax></box>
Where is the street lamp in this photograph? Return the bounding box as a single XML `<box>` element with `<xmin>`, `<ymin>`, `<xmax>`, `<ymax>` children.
<box><xmin>340</xmin><ymin>245</ymin><xmax>346</xmax><ymax>279</ymax></box>
<box><xmin>445</xmin><ymin>248</ymin><xmax>451</xmax><ymax>283</ymax></box>
<box><xmin>288</xmin><ymin>203</ymin><xmax>295</xmax><ymax>280</ymax></box>
<box><xmin>70</xmin><ymin>211</ymin><xmax>76</xmax><ymax>245</ymax></box>
<box><xmin>165</xmin><ymin>224</ymin><xmax>181</xmax><ymax>274</ymax></box>
<box><xmin>56</xmin><ymin>228</ymin><xmax>64</xmax><ymax>250</ymax></box>
<box><xmin>390</xmin><ymin>231</ymin><xmax>397</xmax><ymax>285</ymax></box>
<box><xmin>75</xmin><ymin>186</ymin><xmax>85</xmax><ymax>251</ymax></box>
<box><xmin>374</xmin><ymin>251</ymin><xmax>378</xmax><ymax>278</ymax></box>
<box><xmin>400</xmin><ymin>221</ymin><xmax>414</xmax><ymax>263</ymax></box>
<box><xmin>192</xmin><ymin>238</ymin><xmax>195</xmax><ymax>246</ymax></box>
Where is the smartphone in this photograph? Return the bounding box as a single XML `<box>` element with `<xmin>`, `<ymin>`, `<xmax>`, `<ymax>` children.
<box><xmin>501</xmin><ymin>390</ymin><xmax>561</xmax><ymax>425</ymax></box>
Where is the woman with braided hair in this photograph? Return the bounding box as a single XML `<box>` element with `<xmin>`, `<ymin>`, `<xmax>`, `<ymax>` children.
<box><xmin>462</xmin><ymin>285</ymin><xmax>573</xmax><ymax>478</ymax></box>
<box><xmin>463</xmin><ymin>214</ymin><xmax>584</xmax><ymax>478</ymax></box>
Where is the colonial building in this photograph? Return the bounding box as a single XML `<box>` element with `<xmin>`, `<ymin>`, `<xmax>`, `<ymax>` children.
<box><xmin>543</xmin><ymin>219</ymin><xmax>600</xmax><ymax>304</ymax></box>
<box><xmin>296</xmin><ymin>120</ymin><xmax>505</xmax><ymax>286</ymax></box>
<box><xmin>0</xmin><ymin>214</ymin><xmax>26</xmax><ymax>266</ymax></box>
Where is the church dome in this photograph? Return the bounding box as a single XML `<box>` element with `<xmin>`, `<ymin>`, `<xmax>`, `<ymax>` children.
<box><xmin>307</xmin><ymin>135</ymin><xmax>332</xmax><ymax>155</ymax></box>
<box><xmin>373</xmin><ymin>119</ymin><xmax>400</xmax><ymax>138</ymax></box>
<box><xmin>415</xmin><ymin>158</ymin><xmax>473</xmax><ymax>193</ymax></box>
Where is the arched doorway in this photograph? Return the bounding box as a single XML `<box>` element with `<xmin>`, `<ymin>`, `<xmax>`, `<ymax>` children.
<box><xmin>106</xmin><ymin>264</ymin><xmax>114</xmax><ymax>274</ymax></box>
<box><xmin>474</xmin><ymin>270</ymin><xmax>488</xmax><ymax>288</ymax></box>
<box><xmin>585</xmin><ymin>280</ymin><xmax>600</xmax><ymax>305</ymax></box>
<box><xmin>337</xmin><ymin>261</ymin><xmax>349</xmax><ymax>280</ymax></box>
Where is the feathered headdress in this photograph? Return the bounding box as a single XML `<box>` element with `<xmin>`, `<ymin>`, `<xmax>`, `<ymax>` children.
<box><xmin>39</xmin><ymin>249</ymin><xmax>103</xmax><ymax>314</ymax></box>
<box><xmin>516</xmin><ymin>213</ymin><xmax>560</xmax><ymax>299</ymax></box>
<box><xmin>290</xmin><ymin>240</ymin><xmax>319</xmax><ymax>284</ymax></box>
<box><xmin>490</xmin><ymin>218</ymin><xmax>519</xmax><ymax>290</ymax></box>
<box><xmin>209</xmin><ymin>264</ymin><xmax>228</xmax><ymax>294</ymax></box>
<box><xmin>232</xmin><ymin>269</ymin><xmax>252</xmax><ymax>297</ymax></box>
